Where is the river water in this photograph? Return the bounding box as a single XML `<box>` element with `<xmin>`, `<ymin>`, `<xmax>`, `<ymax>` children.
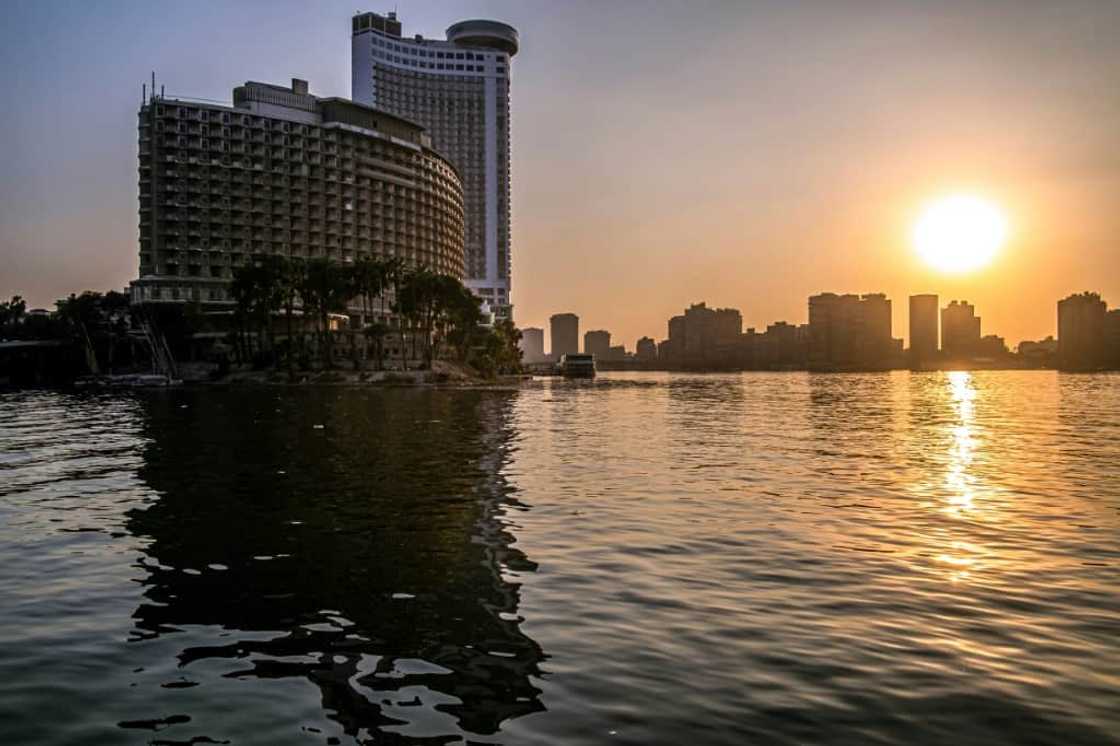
<box><xmin>1</xmin><ymin>371</ymin><xmax>1117</xmax><ymax>745</ymax></box>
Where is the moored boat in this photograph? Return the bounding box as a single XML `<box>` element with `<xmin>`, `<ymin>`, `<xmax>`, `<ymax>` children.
<box><xmin>558</xmin><ymin>353</ymin><xmax>596</xmax><ymax>378</ymax></box>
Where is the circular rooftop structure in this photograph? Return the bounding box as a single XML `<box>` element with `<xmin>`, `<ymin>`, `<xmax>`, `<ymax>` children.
<box><xmin>446</xmin><ymin>20</ymin><xmax>519</xmax><ymax>56</ymax></box>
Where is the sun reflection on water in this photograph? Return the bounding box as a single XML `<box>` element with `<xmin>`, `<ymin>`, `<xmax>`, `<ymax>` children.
<box><xmin>945</xmin><ymin>371</ymin><xmax>978</xmax><ymax>518</ymax></box>
<box><xmin>935</xmin><ymin>371</ymin><xmax>985</xmax><ymax>582</ymax></box>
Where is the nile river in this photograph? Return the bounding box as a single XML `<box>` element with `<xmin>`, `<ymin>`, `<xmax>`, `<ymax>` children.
<box><xmin>1</xmin><ymin>371</ymin><xmax>1118</xmax><ymax>745</ymax></box>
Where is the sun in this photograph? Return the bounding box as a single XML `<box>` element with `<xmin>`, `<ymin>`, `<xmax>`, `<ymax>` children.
<box><xmin>912</xmin><ymin>194</ymin><xmax>1008</xmax><ymax>273</ymax></box>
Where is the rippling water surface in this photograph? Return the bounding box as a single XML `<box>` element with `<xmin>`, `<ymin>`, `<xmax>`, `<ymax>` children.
<box><xmin>1</xmin><ymin>372</ymin><xmax>1118</xmax><ymax>745</ymax></box>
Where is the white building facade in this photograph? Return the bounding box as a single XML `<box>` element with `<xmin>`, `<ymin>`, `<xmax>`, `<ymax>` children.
<box><xmin>351</xmin><ymin>12</ymin><xmax>518</xmax><ymax>320</ymax></box>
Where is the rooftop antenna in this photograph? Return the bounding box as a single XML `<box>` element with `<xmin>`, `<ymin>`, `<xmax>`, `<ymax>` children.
<box><xmin>142</xmin><ymin>82</ymin><xmax>146</xmax><ymax>105</ymax></box>
<box><xmin>151</xmin><ymin>71</ymin><xmax>156</xmax><ymax>103</ymax></box>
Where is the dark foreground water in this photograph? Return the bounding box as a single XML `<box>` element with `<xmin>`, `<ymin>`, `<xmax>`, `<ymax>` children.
<box><xmin>1</xmin><ymin>371</ymin><xmax>1118</xmax><ymax>745</ymax></box>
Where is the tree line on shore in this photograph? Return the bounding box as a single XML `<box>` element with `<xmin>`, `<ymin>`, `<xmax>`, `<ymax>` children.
<box><xmin>0</xmin><ymin>256</ymin><xmax>523</xmax><ymax>382</ymax></box>
<box><xmin>227</xmin><ymin>255</ymin><xmax>522</xmax><ymax>378</ymax></box>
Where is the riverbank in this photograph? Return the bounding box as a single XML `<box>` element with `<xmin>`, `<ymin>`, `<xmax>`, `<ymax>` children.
<box><xmin>184</xmin><ymin>359</ymin><xmax>531</xmax><ymax>390</ymax></box>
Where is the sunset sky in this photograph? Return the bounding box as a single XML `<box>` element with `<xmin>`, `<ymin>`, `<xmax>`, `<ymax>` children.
<box><xmin>2</xmin><ymin>0</ymin><xmax>1118</xmax><ymax>349</ymax></box>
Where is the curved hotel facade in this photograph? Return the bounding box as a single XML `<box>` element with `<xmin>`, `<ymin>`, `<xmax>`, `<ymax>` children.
<box><xmin>351</xmin><ymin>11</ymin><xmax>518</xmax><ymax>319</ymax></box>
<box><xmin>133</xmin><ymin>78</ymin><xmax>465</xmax><ymax>315</ymax></box>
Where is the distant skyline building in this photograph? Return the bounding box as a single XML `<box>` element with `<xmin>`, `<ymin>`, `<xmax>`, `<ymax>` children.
<box><xmin>807</xmin><ymin>293</ymin><xmax>895</xmax><ymax>370</ymax></box>
<box><xmin>681</xmin><ymin>303</ymin><xmax>742</xmax><ymax>359</ymax></box>
<box><xmin>656</xmin><ymin>302</ymin><xmax>745</xmax><ymax>367</ymax></box>
<box><xmin>547</xmin><ymin>289</ymin><xmax>1117</xmax><ymax>373</ymax></box>
<box><xmin>909</xmin><ymin>294</ymin><xmax>939</xmax><ymax>366</ymax></box>
<box><xmin>550</xmin><ymin>313</ymin><xmax>579</xmax><ymax>358</ymax></box>
<box><xmin>584</xmin><ymin>330</ymin><xmax>611</xmax><ymax>359</ymax></box>
<box><xmin>520</xmin><ymin>327</ymin><xmax>544</xmax><ymax>363</ymax></box>
<box><xmin>131</xmin><ymin>78</ymin><xmax>464</xmax><ymax>315</ymax></box>
<box><xmin>942</xmin><ymin>300</ymin><xmax>982</xmax><ymax>358</ymax></box>
<box><xmin>1108</xmin><ymin>310</ymin><xmax>1120</xmax><ymax>369</ymax></box>
<box><xmin>1058</xmin><ymin>292</ymin><xmax>1108</xmax><ymax>370</ymax></box>
<box><xmin>351</xmin><ymin>11</ymin><xmax>518</xmax><ymax>319</ymax></box>
<box><xmin>757</xmin><ymin>321</ymin><xmax>808</xmax><ymax>369</ymax></box>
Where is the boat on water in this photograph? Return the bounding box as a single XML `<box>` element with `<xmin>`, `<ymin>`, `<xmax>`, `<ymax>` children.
<box><xmin>558</xmin><ymin>353</ymin><xmax>596</xmax><ymax>378</ymax></box>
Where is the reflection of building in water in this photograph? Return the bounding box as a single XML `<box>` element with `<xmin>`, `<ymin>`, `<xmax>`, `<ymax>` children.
<box><xmin>127</xmin><ymin>389</ymin><xmax>544</xmax><ymax>740</ymax></box>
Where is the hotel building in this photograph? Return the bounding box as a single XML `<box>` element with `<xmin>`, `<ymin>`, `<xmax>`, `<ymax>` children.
<box><xmin>133</xmin><ymin>78</ymin><xmax>465</xmax><ymax>317</ymax></box>
<box><xmin>351</xmin><ymin>12</ymin><xmax>518</xmax><ymax>319</ymax></box>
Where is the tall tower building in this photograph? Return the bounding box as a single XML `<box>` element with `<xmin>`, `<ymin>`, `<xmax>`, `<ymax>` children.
<box><xmin>909</xmin><ymin>294</ymin><xmax>939</xmax><ymax>366</ymax></box>
<box><xmin>550</xmin><ymin>313</ymin><xmax>579</xmax><ymax>358</ymax></box>
<box><xmin>351</xmin><ymin>12</ymin><xmax>518</xmax><ymax>319</ymax></box>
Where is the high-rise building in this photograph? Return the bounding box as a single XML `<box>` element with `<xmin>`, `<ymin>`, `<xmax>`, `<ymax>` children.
<box><xmin>758</xmin><ymin>321</ymin><xmax>806</xmax><ymax>369</ymax></box>
<box><xmin>132</xmin><ymin>78</ymin><xmax>464</xmax><ymax>314</ymax></box>
<box><xmin>1058</xmin><ymin>292</ymin><xmax>1108</xmax><ymax>370</ymax></box>
<box><xmin>680</xmin><ymin>303</ymin><xmax>742</xmax><ymax>358</ymax></box>
<box><xmin>858</xmin><ymin>293</ymin><xmax>893</xmax><ymax>364</ymax></box>
<box><xmin>941</xmin><ymin>300</ymin><xmax>982</xmax><ymax>358</ymax></box>
<box><xmin>1018</xmin><ymin>336</ymin><xmax>1058</xmax><ymax>368</ymax></box>
<box><xmin>520</xmin><ymin>327</ymin><xmax>544</xmax><ymax>363</ymax></box>
<box><xmin>1107</xmin><ymin>309</ymin><xmax>1120</xmax><ymax>369</ymax></box>
<box><xmin>909</xmin><ymin>294</ymin><xmax>939</xmax><ymax>366</ymax></box>
<box><xmin>636</xmin><ymin>336</ymin><xmax>658</xmax><ymax>361</ymax></box>
<box><xmin>351</xmin><ymin>12</ymin><xmax>518</xmax><ymax>319</ymax></box>
<box><xmin>550</xmin><ymin>313</ymin><xmax>579</xmax><ymax>358</ymax></box>
<box><xmin>584</xmin><ymin>330</ymin><xmax>611</xmax><ymax>359</ymax></box>
<box><xmin>809</xmin><ymin>293</ymin><xmax>856</xmax><ymax>368</ymax></box>
<box><xmin>808</xmin><ymin>293</ymin><xmax>893</xmax><ymax>369</ymax></box>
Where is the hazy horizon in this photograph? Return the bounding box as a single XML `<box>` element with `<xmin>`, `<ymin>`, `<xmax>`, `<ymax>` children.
<box><xmin>2</xmin><ymin>0</ymin><xmax>1118</xmax><ymax>350</ymax></box>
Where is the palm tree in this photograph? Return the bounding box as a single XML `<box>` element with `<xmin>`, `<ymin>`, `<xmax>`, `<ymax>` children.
<box><xmin>365</xmin><ymin>320</ymin><xmax>388</xmax><ymax>371</ymax></box>
<box><xmin>494</xmin><ymin>318</ymin><xmax>524</xmax><ymax>374</ymax></box>
<box><xmin>0</xmin><ymin>295</ymin><xmax>27</xmax><ymax>335</ymax></box>
<box><xmin>349</xmin><ymin>255</ymin><xmax>384</xmax><ymax>369</ymax></box>
<box><xmin>56</xmin><ymin>292</ymin><xmax>104</xmax><ymax>374</ymax></box>
<box><xmin>444</xmin><ymin>280</ymin><xmax>484</xmax><ymax>363</ymax></box>
<box><xmin>299</xmin><ymin>258</ymin><xmax>354</xmax><ymax>368</ymax></box>
<box><xmin>271</xmin><ymin>257</ymin><xmax>305</xmax><ymax>380</ymax></box>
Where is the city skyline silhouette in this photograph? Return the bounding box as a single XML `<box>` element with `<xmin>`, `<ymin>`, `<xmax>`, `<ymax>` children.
<box><xmin>2</xmin><ymin>1</ymin><xmax>1119</xmax><ymax>347</ymax></box>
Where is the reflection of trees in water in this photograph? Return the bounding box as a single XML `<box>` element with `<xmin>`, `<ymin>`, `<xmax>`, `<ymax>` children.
<box><xmin>128</xmin><ymin>388</ymin><xmax>544</xmax><ymax>740</ymax></box>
